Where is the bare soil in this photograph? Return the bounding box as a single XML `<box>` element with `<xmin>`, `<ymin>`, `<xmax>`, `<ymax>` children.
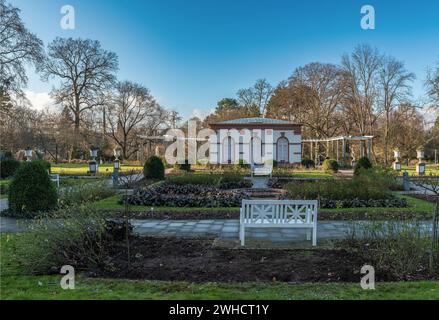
<box><xmin>93</xmin><ymin>236</ymin><xmax>374</xmax><ymax>283</ymax></box>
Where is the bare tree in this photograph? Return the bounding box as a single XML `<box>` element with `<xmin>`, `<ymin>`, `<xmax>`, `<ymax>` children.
<box><xmin>0</xmin><ymin>0</ymin><xmax>43</xmax><ymax>99</ymax></box>
<box><xmin>266</xmin><ymin>63</ymin><xmax>345</xmax><ymax>139</ymax></box>
<box><xmin>39</xmin><ymin>37</ymin><xmax>118</xmax><ymax>145</ymax></box>
<box><xmin>426</xmin><ymin>59</ymin><xmax>439</xmax><ymax>108</ymax></box>
<box><xmin>378</xmin><ymin>56</ymin><xmax>415</xmax><ymax>164</ymax></box>
<box><xmin>341</xmin><ymin>45</ymin><xmax>383</xmax><ymax>156</ymax></box>
<box><xmin>389</xmin><ymin>104</ymin><xmax>425</xmax><ymax>162</ymax></box>
<box><xmin>237</xmin><ymin>79</ymin><xmax>273</xmax><ymax>116</ymax></box>
<box><xmin>106</xmin><ymin>81</ymin><xmax>163</xmax><ymax>159</ymax></box>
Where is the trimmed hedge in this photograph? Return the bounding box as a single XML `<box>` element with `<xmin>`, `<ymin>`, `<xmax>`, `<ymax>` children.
<box><xmin>301</xmin><ymin>158</ymin><xmax>315</xmax><ymax>168</ymax></box>
<box><xmin>8</xmin><ymin>161</ymin><xmax>58</xmax><ymax>216</ymax></box>
<box><xmin>283</xmin><ymin>170</ymin><xmax>407</xmax><ymax>208</ymax></box>
<box><xmin>354</xmin><ymin>156</ymin><xmax>373</xmax><ymax>175</ymax></box>
<box><xmin>143</xmin><ymin>156</ymin><xmax>165</xmax><ymax>180</ymax></box>
<box><xmin>33</xmin><ymin>159</ymin><xmax>51</xmax><ymax>172</ymax></box>
<box><xmin>0</xmin><ymin>158</ymin><xmax>21</xmax><ymax>178</ymax></box>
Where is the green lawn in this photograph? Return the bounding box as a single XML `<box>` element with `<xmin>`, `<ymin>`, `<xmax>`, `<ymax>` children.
<box><xmin>1</xmin><ymin>234</ymin><xmax>437</xmax><ymax>300</ymax></box>
<box><xmin>401</xmin><ymin>164</ymin><xmax>439</xmax><ymax>176</ymax></box>
<box><xmin>91</xmin><ymin>195</ymin><xmax>239</xmax><ymax>213</ymax></box>
<box><xmin>51</xmin><ymin>163</ymin><xmax>143</xmax><ymax>175</ymax></box>
<box><xmin>2</xmin><ymin>274</ymin><xmax>438</xmax><ymax>300</ymax></box>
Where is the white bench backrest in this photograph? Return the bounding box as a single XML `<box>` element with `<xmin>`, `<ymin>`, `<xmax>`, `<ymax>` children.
<box><xmin>241</xmin><ymin>199</ymin><xmax>318</xmax><ymax>224</ymax></box>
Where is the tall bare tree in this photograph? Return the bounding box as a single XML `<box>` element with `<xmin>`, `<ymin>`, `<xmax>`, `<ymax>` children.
<box><xmin>0</xmin><ymin>0</ymin><xmax>43</xmax><ymax>100</ymax></box>
<box><xmin>266</xmin><ymin>63</ymin><xmax>345</xmax><ymax>139</ymax></box>
<box><xmin>106</xmin><ymin>81</ymin><xmax>164</xmax><ymax>159</ymax></box>
<box><xmin>378</xmin><ymin>56</ymin><xmax>415</xmax><ymax>164</ymax></box>
<box><xmin>426</xmin><ymin>59</ymin><xmax>439</xmax><ymax>108</ymax></box>
<box><xmin>237</xmin><ymin>79</ymin><xmax>273</xmax><ymax>117</ymax></box>
<box><xmin>389</xmin><ymin>103</ymin><xmax>425</xmax><ymax>162</ymax></box>
<box><xmin>39</xmin><ymin>37</ymin><xmax>118</xmax><ymax>146</ymax></box>
<box><xmin>341</xmin><ymin>44</ymin><xmax>383</xmax><ymax>157</ymax></box>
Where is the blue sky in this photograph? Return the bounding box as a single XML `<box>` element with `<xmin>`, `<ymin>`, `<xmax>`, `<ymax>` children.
<box><xmin>12</xmin><ymin>0</ymin><xmax>439</xmax><ymax>119</ymax></box>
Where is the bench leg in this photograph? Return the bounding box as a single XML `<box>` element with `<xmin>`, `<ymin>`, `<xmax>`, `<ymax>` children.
<box><xmin>306</xmin><ymin>229</ymin><xmax>311</xmax><ymax>241</ymax></box>
<box><xmin>240</xmin><ymin>225</ymin><xmax>245</xmax><ymax>246</ymax></box>
<box><xmin>312</xmin><ymin>226</ymin><xmax>317</xmax><ymax>246</ymax></box>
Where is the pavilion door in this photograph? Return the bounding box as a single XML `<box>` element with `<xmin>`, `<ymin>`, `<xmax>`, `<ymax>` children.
<box><xmin>277</xmin><ymin>138</ymin><xmax>289</xmax><ymax>163</ymax></box>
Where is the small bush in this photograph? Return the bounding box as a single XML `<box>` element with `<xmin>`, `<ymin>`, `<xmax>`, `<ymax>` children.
<box><xmin>9</xmin><ymin>206</ymin><xmax>115</xmax><ymax>274</ymax></box>
<box><xmin>322</xmin><ymin>159</ymin><xmax>339</xmax><ymax>173</ymax></box>
<box><xmin>0</xmin><ymin>181</ymin><xmax>9</xmax><ymax>195</ymax></box>
<box><xmin>59</xmin><ymin>181</ymin><xmax>116</xmax><ymax>207</ymax></box>
<box><xmin>0</xmin><ymin>158</ymin><xmax>21</xmax><ymax>178</ymax></box>
<box><xmin>354</xmin><ymin>156</ymin><xmax>373</xmax><ymax>175</ymax></box>
<box><xmin>235</xmin><ymin>159</ymin><xmax>250</xmax><ymax>169</ymax></box>
<box><xmin>175</xmin><ymin>160</ymin><xmax>191</xmax><ymax>172</ymax></box>
<box><xmin>143</xmin><ymin>156</ymin><xmax>165</xmax><ymax>180</ymax></box>
<box><xmin>301</xmin><ymin>158</ymin><xmax>315</xmax><ymax>168</ymax></box>
<box><xmin>8</xmin><ymin>161</ymin><xmax>58</xmax><ymax>216</ymax></box>
<box><xmin>342</xmin><ymin>221</ymin><xmax>436</xmax><ymax>279</ymax></box>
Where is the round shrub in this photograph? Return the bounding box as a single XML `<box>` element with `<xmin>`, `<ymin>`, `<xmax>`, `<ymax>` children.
<box><xmin>322</xmin><ymin>159</ymin><xmax>339</xmax><ymax>173</ymax></box>
<box><xmin>9</xmin><ymin>161</ymin><xmax>58</xmax><ymax>216</ymax></box>
<box><xmin>143</xmin><ymin>156</ymin><xmax>165</xmax><ymax>180</ymax></box>
<box><xmin>301</xmin><ymin>158</ymin><xmax>315</xmax><ymax>169</ymax></box>
<box><xmin>0</xmin><ymin>158</ymin><xmax>21</xmax><ymax>178</ymax></box>
<box><xmin>33</xmin><ymin>159</ymin><xmax>51</xmax><ymax>172</ymax></box>
<box><xmin>354</xmin><ymin>156</ymin><xmax>373</xmax><ymax>175</ymax></box>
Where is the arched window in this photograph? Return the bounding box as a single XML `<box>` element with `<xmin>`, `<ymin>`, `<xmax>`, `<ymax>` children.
<box><xmin>277</xmin><ymin>137</ymin><xmax>289</xmax><ymax>163</ymax></box>
<box><xmin>222</xmin><ymin>136</ymin><xmax>235</xmax><ymax>164</ymax></box>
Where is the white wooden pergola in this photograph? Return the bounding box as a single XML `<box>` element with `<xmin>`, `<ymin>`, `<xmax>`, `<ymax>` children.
<box><xmin>301</xmin><ymin>135</ymin><xmax>374</xmax><ymax>165</ymax></box>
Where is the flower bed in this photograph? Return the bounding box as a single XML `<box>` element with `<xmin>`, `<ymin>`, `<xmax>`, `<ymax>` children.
<box><xmin>283</xmin><ymin>172</ymin><xmax>408</xmax><ymax>209</ymax></box>
<box><xmin>311</xmin><ymin>197</ymin><xmax>408</xmax><ymax>209</ymax></box>
<box><xmin>122</xmin><ymin>184</ymin><xmax>249</xmax><ymax>207</ymax></box>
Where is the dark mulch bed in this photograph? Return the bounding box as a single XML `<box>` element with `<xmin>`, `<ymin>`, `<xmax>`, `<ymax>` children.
<box><xmin>93</xmin><ymin>236</ymin><xmax>370</xmax><ymax>283</ymax></box>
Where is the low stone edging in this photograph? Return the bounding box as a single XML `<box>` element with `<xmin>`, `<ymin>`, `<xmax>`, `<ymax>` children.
<box><xmin>110</xmin><ymin>209</ymin><xmax>433</xmax><ymax>221</ymax></box>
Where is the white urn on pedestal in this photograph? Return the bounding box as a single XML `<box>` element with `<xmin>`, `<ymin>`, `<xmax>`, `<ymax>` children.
<box><xmin>416</xmin><ymin>149</ymin><xmax>425</xmax><ymax>175</ymax></box>
<box><xmin>392</xmin><ymin>150</ymin><xmax>401</xmax><ymax>171</ymax></box>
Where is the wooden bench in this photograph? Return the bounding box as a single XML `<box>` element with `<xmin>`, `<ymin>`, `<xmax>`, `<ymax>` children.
<box><xmin>239</xmin><ymin>199</ymin><xmax>318</xmax><ymax>246</ymax></box>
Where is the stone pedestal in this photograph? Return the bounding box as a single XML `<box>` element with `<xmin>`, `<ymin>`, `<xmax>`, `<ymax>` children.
<box><xmin>416</xmin><ymin>162</ymin><xmax>425</xmax><ymax>175</ymax></box>
<box><xmin>393</xmin><ymin>161</ymin><xmax>401</xmax><ymax>171</ymax></box>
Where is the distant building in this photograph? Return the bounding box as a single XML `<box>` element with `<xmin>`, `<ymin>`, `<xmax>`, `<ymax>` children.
<box><xmin>209</xmin><ymin>117</ymin><xmax>302</xmax><ymax>166</ymax></box>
